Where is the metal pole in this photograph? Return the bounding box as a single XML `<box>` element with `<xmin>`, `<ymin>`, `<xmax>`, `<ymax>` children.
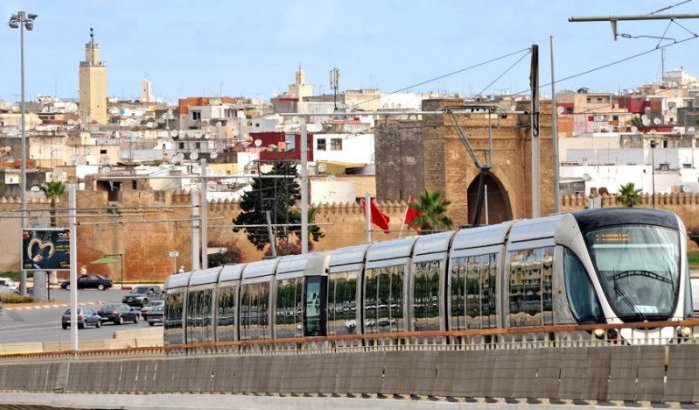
<box><xmin>19</xmin><ymin>15</ymin><xmax>27</xmax><ymax>296</ymax></box>
<box><xmin>550</xmin><ymin>35</ymin><xmax>560</xmax><ymax>214</ymax></box>
<box><xmin>200</xmin><ymin>159</ymin><xmax>208</xmax><ymax>269</ymax></box>
<box><xmin>191</xmin><ymin>189</ymin><xmax>200</xmax><ymax>271</ymax></box>
<box><xmin>119</xmin><ymin>254</ymin><xmax>123</xmax><ymax>289</ymax></box>
<box><xmin>69</xmin><ymin>183</ymin><xmax>78</xmax><ymax>351</ymax></box>
<box><xmin>651</xmin><ymin>141</ymin><xmax>656</xmax><ymax>208</ymax></box>
<box><xmin>265</xmin><ymin>211</ymin><xmax>277</xmax><ymax>258</ymax></box>
<box><xmin>300</xmin><ymin>121</ymin><xmax>309</xmax><ymax>254</ymax></box>
<box><xmin>365</xmin><ymin>192</ymin><xmax>372</xmax><ymax>244</ymax></box>
<box><xmin>484</xmin><ymin>184</ymin><xmax>489</xmax><ymax>225</ymax></box>
<box><xmin>531</xmin><ymin>44</ymin><xmax>541</xmax><ymax>218</ymax></box>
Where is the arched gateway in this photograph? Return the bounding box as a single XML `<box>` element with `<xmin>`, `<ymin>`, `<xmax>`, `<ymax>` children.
<box><xmin>467</xmin><ymin>172</ymin><xmax>513</xmax><ymax>225</ymax></box>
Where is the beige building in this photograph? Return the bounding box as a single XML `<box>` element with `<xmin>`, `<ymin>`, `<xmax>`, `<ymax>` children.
<box><xmin>139</xmin><ymin>79</ymin><xmax>153</xmax><ymax>103</ymax></box>
<box><xmin>288</xmin><ymin>68</ymin><xmax>313</xmax><ymax>99</ymax></box>
<box><xmin>79</xmin><ymin>29</ymin><xmax>108</xmax><ymax>124</ymax></box>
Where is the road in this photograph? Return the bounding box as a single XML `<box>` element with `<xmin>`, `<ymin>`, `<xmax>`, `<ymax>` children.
<box><xmin>0</xmin><ymin>288</ymin><xmax>158</xmax><ymax>344</ymax></box>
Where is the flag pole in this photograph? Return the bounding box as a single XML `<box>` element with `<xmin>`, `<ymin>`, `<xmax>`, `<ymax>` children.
<box><xmin>398</xmin><ymin>197</ymin><xmax>410</xmax><ymax>239</ymax></box>
<box><xmin>364</xmin><ymin>192</ymin><xmax>372</xmax><ymax>244</ymax></box>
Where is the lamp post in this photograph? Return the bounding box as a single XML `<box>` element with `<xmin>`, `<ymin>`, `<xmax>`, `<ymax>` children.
<box><xmin>650</xmin><ymin>140</ymin><xmax>657</xmax><ymax>208</ymax></box>
<box><xmin>9</xmin><ymin>11</ymin><xmax>37</xmax><ymax>295</ymax></box>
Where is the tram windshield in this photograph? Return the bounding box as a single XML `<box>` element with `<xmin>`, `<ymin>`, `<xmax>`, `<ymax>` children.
<box><xmin>585</xmin><ymin>225</ymin><xmax>679</xmax><ymax>321</ymax></box>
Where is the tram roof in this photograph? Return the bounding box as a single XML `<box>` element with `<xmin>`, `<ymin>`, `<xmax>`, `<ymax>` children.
<box><xmin>218</xmin><ymin>263</ymin><xmax>244</xmax><ymax>283</ymax></box>
<box><xmin>451</xmin><ymin>221</ymin><xmax>513</xmax><ymax>251</ymax></box>
<box><xmin>164</xmin><ymin>271</ymin><xmax>192</xmax><ymax>291</ymax></box>
<box><xmin>189</xmin><ymin>266</ymin><xmax>223</xmax><ymax>286</ymax></box>
<box><xmin>276</xmin><ymin>252</ymin><xmax>327</xmax><ymax>279</ymax></box>
<box><xmin>328</xmin><ymin>244</ymin><xmax>370</xmax><ymax>272</ymax></box>
<box><xmin>241</xmin><ymin>257</ymin><xmax>279</xmax><ymax>280</ymax></box>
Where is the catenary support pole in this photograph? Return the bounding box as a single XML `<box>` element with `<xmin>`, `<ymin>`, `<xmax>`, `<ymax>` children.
<box><xmin>191</xmin><ymin>189</ymin><xmax>200</xmax><ymax>271</ymax></box>
<box><xmin>365</xmin><ymin>192</ymin><xmax>372</xmax><ymax>244</ymax></box>
<box><xmin>200</xmin><ymin>159</ymin><xmax>208</xmax><ymax>269</ymax></box>
<box><xmin>531</xmin><ymin>44</ymin><xmax>541</xmax><ymax>218</ymax></box>
<box><xmin>69</xmin><ymin>183</ymin><xmax>78</xmax><ymax>351</ymax></box>
<box><xmin>300</xmin><ymin>121</ymin><xmax>309</xmax><ymax>254</ymax></box>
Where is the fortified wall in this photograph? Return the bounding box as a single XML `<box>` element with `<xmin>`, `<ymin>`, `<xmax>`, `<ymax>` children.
<box><xmin>2</xmin><ymin>191</ymin><xmax>699</xmax><ymax>279</ymax></box>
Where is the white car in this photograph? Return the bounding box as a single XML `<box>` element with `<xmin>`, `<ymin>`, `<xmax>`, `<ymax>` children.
<box><xmin>0</xmin><ymin>278</ymin><xmax>18</xmax><ymax>292</ymax></box>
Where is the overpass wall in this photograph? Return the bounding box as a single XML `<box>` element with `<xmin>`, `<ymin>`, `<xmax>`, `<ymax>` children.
<box><xmin>1</xmin><ymin>346</ymin><xmax>699</xmax><ymax>402</ymax></box>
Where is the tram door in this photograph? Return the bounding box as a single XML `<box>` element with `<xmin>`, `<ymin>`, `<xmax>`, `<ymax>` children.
<box><xmin>304</xmin><ymin>275</ymin><xmax>327</xmax><ymax>336</ymax></box>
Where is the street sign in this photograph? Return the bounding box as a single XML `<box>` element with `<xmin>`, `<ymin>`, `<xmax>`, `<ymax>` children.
<box><xmin>165</xmin><ymin>251</ymin><xmax>179</xmax><ymax>258</ymax></box>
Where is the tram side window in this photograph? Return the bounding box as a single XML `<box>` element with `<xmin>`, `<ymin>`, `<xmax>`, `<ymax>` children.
<box><xmin>364</xmin><ymin>265</ymin><xmax>405</xmax><ymax>333</ymax></box>
<box><xmin>413</xmin><ymin>260</ymin><xmax>441</xmax><ymax>331</ymax></box>
<box><xmin>275</xmin><ymin>278</ymin><xmax>303</xmax><ymax>339</ymax></box>
<box><xmin>508</xmin><ymin>247</ymin><xmax>554</xmax><ymax>327</ymax></box>
<box><xmin>449</xmin><ymin>253</ymin><xmax>498</xmax><ymax>331</ymax></box>
<box><xmin>328</xmin><ymin>270</ymin><xmax>359</xmax><ymax>335</ymax></box>
<box><xmin>240</xmin><ymin>282</ymin><xmax>271</xmax><ymax>340</ymax></box>
<box><xmin>200</xmin><ymin>289</ymin><xmax>213</xmax><ymax>343</ymax></box>
<box><xmin>216</xmin><ymin>286</ymin><xmax>237</xmax><ymax>342</ymax></box>
<box><xmin>164</xmin><ymin>292</ymin><xmax>184</xmax><ymax>344</ymax></box>
<box><xmin>563</xmin><ymin>248</ymin><xmax>603</xmax><ymax>324</ymax></box>
<box><xmin>186</xmin><ymin>290</ymin><xmax>200</xmax><ymax>343</ymax></box>
<box><xmin>449</xmin><ymin>257</ymin><xmax>467</xmax><ymax>330</ymax></box>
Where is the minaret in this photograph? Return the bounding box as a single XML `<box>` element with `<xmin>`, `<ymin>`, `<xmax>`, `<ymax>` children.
<box><xmin>79</xmin><ymin>28</ymin><xmax>108</xmax><ymax>124</ymax></box>
<box><xmin>140</xmin><ymin>78</ymin><xmax>153</xmax><ymax>103</ymax></box>
<box><xmin>288</xmin><ymin>66</ymin><xmax>313</xmax><ymax>100</ymax></box>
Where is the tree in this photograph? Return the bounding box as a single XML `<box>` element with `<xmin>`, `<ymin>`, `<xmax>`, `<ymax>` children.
<box><xmin>407</xmin><ymin>189</ymin><xmax>454</xmax><ymax>233</ymax></box>
<box><xmin>617</xmin><ymin>182</ymin><xmax>642</xmax><ymax>207</ymax></box>
<box><xmin>631</xmin><ymin>116</ymin><xmax>644</xmax><ymax>129</ymax></box>
<box><xmin>233</xmin><ymin>161</ymin><xmax>324</xmax><ymax>254</ymax></box>
<box><xmin>40</xmin><ymin>180</ymin><xmax>66</xmax><ymax>227</ymax></box>
<box><xmin>207</xmin><ymin>239</ymin><xmax>243</xmax><ymax>268</ymax></box>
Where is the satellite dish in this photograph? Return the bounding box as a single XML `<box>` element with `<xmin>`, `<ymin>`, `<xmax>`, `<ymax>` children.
<box><xmin>102</xmin><ymin>166</ymin><xmax>111</xmax><ymax>174</ymax></box>
<box><xmin>318</xmin><ymin>163</ymin><xmax>328</xmax><ymax>173</ymax></box>
<box><xmin>688</xmin><ymin>127</ymin><xmax>696</xmax><ymax>134</ymax></box>
<box><xmin>642</xmin><ymin>117</ymin><xmax>651</xmax><ymax>126</ymax></box>
<box><xmin>216</xmin><ymin>121</ymin><xmax>222</xmax><ymax>127</ymax></box>
<box><xmin>30</xmin><ymin>185</ymin><xmax>41</xmax><ymax>192</ymax></box>
<box><xmin>210</xmin><ymin>152</ymin><xmax>218</xmax><ymax>159</ymax></box>
<box><xmin>556</xmin><ymin>106</ymin><xmax>564</xmax><ymax>115</ymax></box>
<box><xmin>204</xmin><ymin>133</ymin><xmax>211</xmax><ymax>139</ymax></box>
<box><xmin>653</xmin><ymin>118</ymin><xmax>662</xmax><ymax>125</ymax></box>
<box><xmin>170</xmin><ymin>129</ymin><xmax>179</xmax><ymax>138</ymax></box>
<box><xmin>254</xmin><ymin>139</ymin><xmax>262</xmax><ymax>148</ymax></box>
<box><xmin>631</xmin><ymin>126</ymin><xmax>638</xmax><ymax>133</ymax></box>
<box><xmin>190</xmin><ymin>151</ymin><xmax>199</xmax><ymax>160</ymax></box>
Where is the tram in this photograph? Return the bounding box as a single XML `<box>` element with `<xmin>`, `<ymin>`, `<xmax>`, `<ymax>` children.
<box><xmin>163</xmin><ymin>208</ymin><xmax>693</xmax><ymax>345</ymax></box>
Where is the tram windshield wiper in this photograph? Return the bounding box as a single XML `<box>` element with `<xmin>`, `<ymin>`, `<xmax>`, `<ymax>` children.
<box><xmin>610</xmin><ymin>269</ymin><xmax>672</xmax><ymax>285</ymax></box>
<box><xmin>613</xmin><ymin>279</ymin><xmax>647</xmax><ymax>322</ymax></box>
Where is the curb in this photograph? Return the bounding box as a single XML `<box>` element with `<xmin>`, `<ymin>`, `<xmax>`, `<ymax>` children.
<box><xmin>4</xmin><ymin>301</ymin><xmax>105</xmax><ymax>312</ymax></box>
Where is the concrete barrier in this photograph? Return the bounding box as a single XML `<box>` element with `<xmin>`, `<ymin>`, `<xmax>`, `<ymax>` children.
<box><xmin>3</xmin><ymin>345</ymin><xmax>699</xmax><ymax>404</ymax></box>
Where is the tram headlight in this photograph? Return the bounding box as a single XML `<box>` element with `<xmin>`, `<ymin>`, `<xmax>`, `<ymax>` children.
<box><xmin>593</xmin><ymin>329</ymin><xmax>606</xmax><ymax>339</ymax></box>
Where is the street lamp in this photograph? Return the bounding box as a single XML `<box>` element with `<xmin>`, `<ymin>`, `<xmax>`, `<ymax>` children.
<box><xmin>650</xmin><ymin>140</ymin><xmax>657</xmax><ymax>208</ymax></box>
<box><xmin>9</xmin><ymin>11</ymin><xmax>38</xmax><ymax>295</ymax></box>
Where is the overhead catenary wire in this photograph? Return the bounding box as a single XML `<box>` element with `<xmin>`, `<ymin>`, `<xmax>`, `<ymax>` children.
<box><xmin>477</xmin><ymin>50</ymin><xmax>532</xmax><ymax>97</ymax></box>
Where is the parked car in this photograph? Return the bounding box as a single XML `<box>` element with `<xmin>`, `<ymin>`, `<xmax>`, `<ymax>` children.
<box><xmin>122</xmin><ymin>285</ymin><xmax>162</xmax><ymax>308</ymax></box>
<box><xmin>61</xmin><ymin>308</ymin><xmax>102</xmax><ymax>329</ymax></box>
<box><xmin>0</xmin><ymin>285</ymin><xmax>19</xmax><ymax>295</ymax></box>
<box><xmin>60</xmin><ymin>274</ymin><xmax>113</xmax><ymax>291</ymax></box>
<box><xmin>0</xmin><ymin>277</ymin><xmax>18</xmax><ymax>292</ymax></box>
<box><xmin>146</xmin><ymin>304</ymin><xmax>164</xmax><ymax>326</ymax></box>
<box><xmin>140</xmin><ymin>300</ymin><xmax>165</xmax><ymax>320</ymax></box>
<box><xmin>97</xmin><ymin>303</ymin><xmax>140</xmax><ymax>325</ymax></box>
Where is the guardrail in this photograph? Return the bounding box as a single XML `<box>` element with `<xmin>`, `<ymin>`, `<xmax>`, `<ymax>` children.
<box><xmin>2</xmin><ymin>318</ymin><xmax>697</xmax><ymax>362</ymax></box>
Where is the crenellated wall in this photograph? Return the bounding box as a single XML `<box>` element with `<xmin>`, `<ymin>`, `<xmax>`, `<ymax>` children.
<box><xmin>2</xmin><ymin>191</ymin><xmax>698</xmax><ymax>280</ymax></box>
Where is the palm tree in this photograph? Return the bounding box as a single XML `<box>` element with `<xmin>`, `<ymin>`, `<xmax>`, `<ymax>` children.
<box><xmin>617</xmin><ymin>182</ymin><xmax>642</xmax><ymax>207</ymax></box>
<box><xmin>407</xmin><ymin>189</ymin><xmax>454</xmax><ymax>233</ymax></box>
<box><xmin>40</xmin><ymin>180</ymin><xmax>66</xmax><ymax>227</ymax></box>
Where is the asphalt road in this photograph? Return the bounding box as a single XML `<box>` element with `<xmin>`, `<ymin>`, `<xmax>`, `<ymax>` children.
<box><xmin>0</xmin><ymin>288</ymin><xmax>158</xmax><ymax>344</ymax></box>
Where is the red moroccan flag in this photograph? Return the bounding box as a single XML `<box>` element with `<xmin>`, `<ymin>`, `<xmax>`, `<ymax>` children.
<box><xmin>361</xmin><ymin>198</ymin><xmax>391</xmax><ymax>234</ymax></box>
<box><xmin>404</xmin><ymin>195</ymin><xmax>421</xmax><ymax>230</ymax></box>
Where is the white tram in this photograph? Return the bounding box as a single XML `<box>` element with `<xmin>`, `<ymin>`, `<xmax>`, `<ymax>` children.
<box><xmin>164</xmin><ymin>208</ymin><xmax>693</xmax><ymax>345</ymax></box>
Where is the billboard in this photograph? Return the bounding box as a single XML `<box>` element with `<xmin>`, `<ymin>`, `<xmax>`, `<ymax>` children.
<box><xmin>22</xmin><ymin>229</ymin><xmax>70</xmax><ymax>270</ymax></box>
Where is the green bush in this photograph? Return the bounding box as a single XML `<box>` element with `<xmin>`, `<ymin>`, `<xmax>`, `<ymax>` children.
<box><xmin>1</xmin><ymin>294</ymin><xmax>34</xmax><ymax>304</ymax></box>
<box><xmin>0</xmin><ymin>271</ymin><xmax>21</xmax><ymax>281</ymax></box>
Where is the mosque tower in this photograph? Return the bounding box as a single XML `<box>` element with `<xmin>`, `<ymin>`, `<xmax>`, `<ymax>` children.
<box><xmin>79</xmin><ymin>28</ymin><xmax>108</xmax><ymax>124</ymax></box>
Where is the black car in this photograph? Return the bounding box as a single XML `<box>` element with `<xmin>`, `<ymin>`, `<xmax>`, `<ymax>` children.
<box><xmin>122</xmin><ymin>285</ymin><xmax>162</xmax><ymax>308</ymax></box>
<box><xmin>97</xmin><ymin>303</ymin><xmax>140</xmax><ymax>325</ymax></box>
<box><xmin>146</xmin><ymin>305</ymin><xmax>164</xmax><ymax>326</ymax></box>
<box><xmin>60</xmin><ymin>274</ymin><xmax>113</xmax><ymax>291</ymax></box>
<box><xmin>61</xmin><ymin>308</ymin><xmax>102</xmax><ymax>329</ymax></box>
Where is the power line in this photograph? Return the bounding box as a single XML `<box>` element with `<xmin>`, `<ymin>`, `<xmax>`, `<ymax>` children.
<box><xmin>649</xmin><ymin>0</ymin><xmax>693</xmax><ymax>15</ymax></box>
<box><xmin>477</xmin><ymin>50</ymin><xmax>531</xmax><ymax>97</ymax></box>
<box><xmin>347</xmin><ymin>47</ymin><xmax>532</xmax><ymax>110</ymax></box>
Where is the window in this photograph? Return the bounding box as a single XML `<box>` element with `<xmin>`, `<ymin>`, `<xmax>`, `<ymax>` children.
<box><xmin>100</xmin><ymin>149</ymin><xmax>107</xmax><ymax>155</ymax></box>
<box><xmin>179</xmin><ymin>142</ymin><xmax>185</xmax><ymax>149</ymax></box>
<box><xmin>224</xmin><ymin>109</ymin><xmax>236</xmax><ymax>118</ymax></box>
<box><xmin>327</xmin><ymin>270</ymin><xmax>359</xmax><ymax>335</ymax></box>
<box><xmin>274</xmin><ymin>277</ymin><xmax>303</xmax><ymax>339</ymax></box>
<box><xmin>413</xmin><ymin>260</ymin><xmax>442</xmax><ymax>331</ymax></box>
<box><xmin>304</xmin><ymin>276</ymin><xmax>326</xmax><ymax>336</ymax></box>
<box><xmin>330</xmin><ymin>138</ymin><xmax>343</xmax><ymax>151</ymax></box>
<box><xmin>612</xmin><ymin>115</ymin><xmax>618</xmax><ymax>121</ymax></box>
<box><xmin>508</xmin><ymin>247</ymin><xmax>554</xmax><ymax>327</ymax></box>
<box><xmin>185</xmin><ymin>289</ymin><xmax>214</xmax><ymax>344</ymax></box>
<box><xmin>364</xmin><ymin>265</ymin><xmax>405</xmax><ymax>333</ymax></box>
<box><xmin>564</xmin><ymin>248</ymin><xmax>603</xmax><ymax>324</ymax></box>
<box><xmin>317</xmin><ymin>138</ymin><xmax>327</xmax><ymax>151</ymax></box>
<box><xmin>192</xmin><ymin>111</ymin><xmax>201</xmax><ymax>120</ymax></box>
<box><xmin>285</xmin><ymin>134</ymin><xmax>296</xmax><ymax>152</ymax></box>
<box><xmin>216</xmin><ymin>286</ymin><xmax>238</xmax><ymax>342</ymax></box>
<box><xmin>449</xmin><ymin>253</ymin><xmax>497</xmax><ymax>330</ymax></box>
<box><xmin>164</xmin><ymin>291</ymin><xmax>184</xmax><ymax>345</ymax></box>
<box><xmin>239</xmin><ymin>282</ymin><xmax>271</xmax><ymax>340</ymax></box>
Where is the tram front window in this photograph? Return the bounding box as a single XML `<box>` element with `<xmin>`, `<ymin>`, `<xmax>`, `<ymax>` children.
<box><xmin>585</xmin><ymin>225</ymin><xmax>679</xmax><ymax>320</ymax></box>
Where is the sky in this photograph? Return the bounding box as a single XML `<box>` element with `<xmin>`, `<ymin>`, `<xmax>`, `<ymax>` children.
<box><xmin>2</xmin><ymin>1</ymin><xmax>699</xmax><ymax>103</ymax></box>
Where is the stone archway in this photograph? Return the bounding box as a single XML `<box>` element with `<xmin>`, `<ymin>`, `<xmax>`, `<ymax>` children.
<box><xmin>467</xmin><ymin>173</ymin><xmax>513</xmax><ymax>225</ymax></box>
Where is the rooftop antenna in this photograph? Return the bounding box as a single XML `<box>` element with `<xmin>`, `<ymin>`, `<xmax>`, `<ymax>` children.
<box><xmin>90</xmin><ymin>27</ymin><xmax>94</xmax><ymax>44</ymax></box>
<box><xmin>330</xmin><ymin>67</ymin><xmax>340</xmax><ymax>111</ymax></box>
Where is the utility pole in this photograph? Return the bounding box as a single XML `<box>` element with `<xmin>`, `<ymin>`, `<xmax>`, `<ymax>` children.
<box><xmin>300</xmin><ymin>122</ymin><xmax>309</xmax><ymax>253</ymax></box>
<box><xmin>550</xmin><ymin>36</ymin><xmax>560</xmax><ymax>214</ymax></box>
<box><xmin>530</xmin><ymin>44</ymin><xmax>541</xmax><ymax>218</ymax></box>
<box><xmin>191</xmin><ymin>189</ymin><xmax>200</xmax><ymax>271</ymax></box>
<box><xmin>200</xmin><ymin>158</ymin><xmax>208</xmax><ymax>269</ymax></box>
<box><xmin>68</xmin><ymin>183</ymin><xmax>78</xmax><ymax>351</ymax></box>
